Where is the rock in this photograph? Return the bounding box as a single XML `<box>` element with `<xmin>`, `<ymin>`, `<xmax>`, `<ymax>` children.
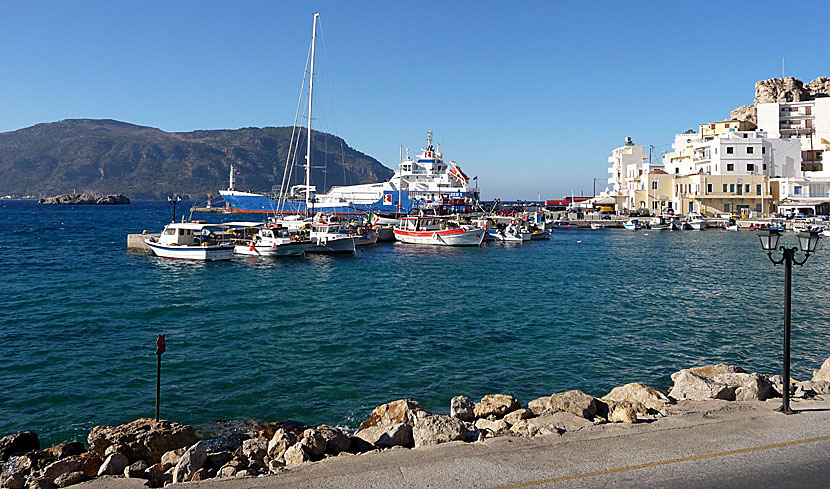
<box><xmin>191</xmin><ymin>468</ymin><xmax>211</xmax><ymax>481</ymax></box>
<box><xmin>172</xmin><ymin>441</ymin><xmax>207</xmax><ymax>484</ymax></box>
<box><xmin>74</xmin><ymin>453</ymin><xmax>102</xmax><ymax>478</ymax></box>
<box><xmin>267</xmin><ymin>458</ymin><xmax>284</xmax><ymax>474</ymax></box>
<box><xmin>315</xmin><ymin>426</ymin><xmax>350</xmax><ymax>455</ymax></box>
<box><xmin>0</xmin><ymin>474</ymin><xmax>25</xmax><ymax>489</ymax></box>
<box><xmin>235</xmin><ymin>469</ymin><xmax>254</xmax><ymax>478</ymax></box>
<box><xmin>241</xmin><ymin>438</ymin><xmax>268</xmax><ymax>462</ymax></box>
<box><xmin>511</xmin><ymin>412</ymin><xmax>593</xmax><ymax>437</ymax></box>
<box><xmin>96</xmin><ymin>453</ymin><xmax>128</xmax><ymax>477</ymax></box>
<box><xmin>103</xmin><ymin>444</ymin><xmax>126</xmax><ymax>457</ymax></box>
<box><xmin>124</xmin><ymin>460</ymin><xmax>148</xmax><ymax>478</ymax></box>
<box><xmin>529</xmin><ymin>390</ymin><xmax>598</xmax><ymax>419</ymax></box>
<box><xmin>143</xmin><ymin>463</ymin><xmax>168</xmax><ymax>487</ymax></box>
<box><xmin>450</xmin><ymin>396</ymin><xmax>475</xmax><ymax>421</ymax></box>
<box><xmin>159</xmin><ymin>448</ymin><xmax>185</xmax><ymax>467</ymax></box>
<box><xmin>217</xmin><ymin>465</ymin><xmax>237</xmax><ymax>478</ymax></box>
<box><xmin>41</xmin><ymin>458</ymin><xmax>82</xmax><ymax>482</ymax></box>
<box><xmin>266</xmin><ymin>439</ymin><xmax>294</xmax><ymax>463</ymax></box>
<box><xmin>282</xmin><ymin>444</ymin><xmax>310</xmax><ymax>467</ymax></box>
<box><xmin>812</xmin><ymin>356</ymin><xmax>830</xmax><ymax>382</ymax></box>
<box><xmin>38</xmin><ymin>192</ymin><xmax>130</xmax><ymax>205</ymax></box>
<box><xmin>474</xmin><ymin>418</ymin><xmax>509</xmax><ymax>435</ymax></box>
<box><xmin>473</xmin><ymin>394</ymin><xmax>520</xmax><ymax>419</ymax></box>
<box><xmin>608</xmin><ymin>402</ymin><xmax>639</xmax><ymax>424</ymax></box>
<box><xmin>713</xmin><ymin>373</ymin><xmax>773</xmax><ymax>401</ymax></box>
<box><xmin>0</xmin><ymin>432</ymin><xmax>39</xmax><ymax>461</ymax></box>
<box><xmin>412</xmin><ymin>414</ymin><xmax>466</xmax><ymax>448</ymax></box>
<box><xmin>25</xmin><ymin>477</ymin><xmax>53</xmax><ymax>489</ymax></box>
<box><xmin>87</xmin><ymin>418</ymin><xmax>197</xmax><ymax>463</ymax></box>
<box><xmin>298</xmin><ymin>430</ymin><xmax>327</xmax><ymax>459</ymax></box>
<box><xmin>669</xmin><ymin>370</ymin><xmax>733</xmax><ymax>401</ymax></box>
<box><xmin>53</xmin><ymin>471</ymin><xmax>85</xmax><ymax>488</ymax></box>
<box><xmin>602</xmin><ymin>383</ymin><xmax>671</xmax><ymax>413</ymax></box>
<box><xmin>502</xmin><ymin>408</ymin><xmax>533</xmax><ymax>426</ymax></box>
<box><xmin>354</xmin><ymin>423</ymin><xmax>413</xmax><ymax>449</ymax></box>
<box><xmin>2</xmin><ymin>455</ymin><xmax>34</xmax><ymax>477</ymax></box>
<box><xmin>359</xmin><ymin>399</ymin><xmax>429</xmax><ymax>429</ymax></box>
<box><xmin>687</xmin><ymin>364</ymin><xmax>747</xmax><ymax>379</ymax></box>
<box><xmin>348</xmin><ymin>436</ymin><xmax>375</xmax><ymax>454</ymax></box>
<box><xmin>730</xmin><ymin>104</ymin><xmax>757</xmax><ymax>125</ymax></box>
<box><xmin>206</xmin><ymin>451</ymin><xmax>232</xmax><ymax>469</ymax></box>
<box><xmin>755</xmin><ymin>77</ymin><xmax>810</xmax><ymax>104</ymax></box>
<box><xmin>806</xmin><ymin>77</ymin><xmax>830</xmax><ymax>98</ymax></box>
<box><xmin>42</xmin><ymin>443</ymin><xmax>84</xmax><ymax>461</ymax></box>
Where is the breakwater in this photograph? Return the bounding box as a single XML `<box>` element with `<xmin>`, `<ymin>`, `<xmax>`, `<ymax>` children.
<box><xmin>3</xmin><ymin>200</ymin><xmax>830</xmax><ymax>448</ymax></box>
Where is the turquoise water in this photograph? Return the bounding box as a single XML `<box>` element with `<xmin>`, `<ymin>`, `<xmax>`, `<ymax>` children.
<box><xmin>2</xmin><ymin>200</ymin><xmax>829</xmax><ymax>446</ymax></box>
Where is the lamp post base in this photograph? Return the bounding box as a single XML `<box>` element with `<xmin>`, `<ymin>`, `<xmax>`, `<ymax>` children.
<box><xmin>777</xmin><ymin>404</ymin><xmax>795</xmax><ymax>415</ymax></box>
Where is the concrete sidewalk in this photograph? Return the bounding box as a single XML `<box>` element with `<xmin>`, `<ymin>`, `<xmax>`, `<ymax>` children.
<box><xmin>79</xmin><ymin>397</ymin><xmax>830</xmax><ymax>489</ymax></box>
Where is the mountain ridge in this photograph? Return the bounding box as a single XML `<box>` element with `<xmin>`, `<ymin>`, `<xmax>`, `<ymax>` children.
<box><xmin>0</xmin><ymin>119</ymin><xmax>394</xmax><ymax>200</ymax></box>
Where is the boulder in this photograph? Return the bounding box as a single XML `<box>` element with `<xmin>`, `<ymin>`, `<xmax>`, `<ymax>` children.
<box><xmin>315</xmin><ymin>426</ymin><xmax>350</xmax><ymax>455</ymax></box>
<box><xmin>124</xmin><ymin>460</ymin><xmax>148</xmax><ymax>478</ymax></box>
<box><xmin>473</xmin><ymin>394</ymin><xmax>520</xmax><ymax>419</ymax></box>
<box><xmin>218</xmin><ymin>465</ymin><xmax>237</xmax><ymax>478</ymax></box>
<box><xmin>713</xmin><ymin>372</ymin><xmax>773</xmax><ymax>401</ymax></box>
<box><xmin>0</xmin><ymin>432</ymin><xmax>39</xmax><ymax>461</ymax></box>
<box><xmin>730</xmin><ymin>104</ymin><xmax>757</xmax><ymax>125</ymax></box>
<box><xmin>794</xmin><ymin>380</ymin><xmax>830</xmax><ymax>398</ymax></box>
<box><xmin>267</xmin><ymin>459</ymin><xmax>284</xmax><ymax>474</ymax></box>
<box><xmin>687</xmin><ymin>364</ymin><xmax>747</xmax><ymax>379</ymax></box>
<box><xmin>87</xmin><ymin>418</ymin><xmax>197</xmax><ymax>463</ymax></box>
<box><xmin>27</xmin><ymin>477</ymin><xmax>53</xmax><ymax>489</ymax></box>
<box><xmin>0</xmin><ymin>474</ymin><xmax>25</xmax><ymax>489</ymax></box>
<box><xmin>806</xmin><ymin>77</ymin><xmax>830</xmax><ymax>98</ymax></box>
<box><xmin>474</xmin><ymin>418</ymin><xmax>509</xmax><ymax>435</ymax></box>
<box><xmin>172</xmin><ymin>442</ymin><xmax>207</xmax><ymax>484</ymax></box>
<box><xmin>191</xmin><ymin>468</ymin><xmax>211</xmax><ymax>481</ymax></box>
<box><xmin>282</xmin><ymin>444</ymin><xmax>309</xmax><ymax>467</ymax></box>
<box><xmin>503</xmin><ymin>408</ymin><xmax>533</xmax><ymax>426</ymax></box>
<box><xmin>53</xmin><ymin>471</ymin><xmax>86</xmax><ymax>488</ymax></box>
<box><xmin>607</xmin><ymin>402</ymin><xmax>639</xmax><ymax>424</ymax></box>
<box><xmin>42</xmin><ymin>443</ymin><xmax>84</xmax><ymax>461</ymax></box>
<box><xmin>143</xmin><ymin>463</ymin><xmax>169</xmax><ymax>487</ymax></box>
<box><xmin>412</xmin><ymin>415</ymin><xmax>466</xmax><ymax>448</ymax></box>
<box><xmin>241</xmin><ymin>438</ymin><xmax>268</xmax><ymax>462</ymax></box>
<box><xmin>669</xmin><ymin>370</ymin><xmax>733</xmax><ymax>401</ymax></box>
<box><xmin>511</xmin><ymin>411</ymin><xmax>594</xmax><ymax>437</ymax></box>
<box><xmin>42</xmin><ymin>458</ymin><xmax>83</xmax><ymax>482</ymax></box>
<box><xmin>755</xmin><ymin>77</ymin><xmax>810</xmax><ymax>104</ymax></box>
<box><xmin>359</xmin><ymin>399</ymin><xmax>429</xmax><ymax>429</ymax></box>
<box><xmin>266</xmin><ymin>439</ymin><xmax>294</xmax><ymax>463</ymax></box>
<box><xmin>2</xmin><ymin>455</ymin><xmax>34</xmax><ymax>477</ymax></box>
<box><xmin>206</xmin><ymin>451</ymin><xmax>231</xmax><ymax>469</ymax></box>
<box><xmin>354</xmin><ymin>423</ymin><xmax>413</xmax><ymax>449</ymax></box>
<box><xmin>298</xmin><ymin>430</ymin><xmax>326</xmax><ymax>458</ymax></box>
<box><xmin>450</xmin><ymin>396</ymin><xmax>475</xmax><ymax>421</ymax></box>
<box><xmin>74</xmin><ymin>453</ymin><xmax>102</xmax><ymax>478</ymax></box>
<box><xmin>812</xmin><ymin>356</ymin><xmax>830</xmax><ymax>382</ymax></box>
<box><xmin>160</xmin><ymin>448</ymin><xmax>185</xmax><ymax>467</ymax></box>
<box><xmin>602</xmin><ymin>383</ymin><xmax>671</xmax><ymax>413</ymax></box>
<box><xmin>529</xmin><ymin>390</ymin><xmax>597</xmax><ymax>419</ymax></box>
<box><xmin>96</xmin><ymin>453</ymin><xmax>129</xmax><ymax>477</ymax></box>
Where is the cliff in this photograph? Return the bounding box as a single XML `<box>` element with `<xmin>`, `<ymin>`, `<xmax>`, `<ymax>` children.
<box><xmin>730</xmin><ymin>76</ymin><xmax>830</xmax><ymax>124</ymax></box>
<box><xmin>0</xmin><ymin>119</ymin><xmax>394</xmax><ymax>200</ymax></box>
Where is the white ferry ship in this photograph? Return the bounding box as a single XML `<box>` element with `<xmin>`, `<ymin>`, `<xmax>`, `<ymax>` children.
<box><xmin>219</xmin><ymin>131</ymin><xmax>480</xmax><ymax>215</ymax></box>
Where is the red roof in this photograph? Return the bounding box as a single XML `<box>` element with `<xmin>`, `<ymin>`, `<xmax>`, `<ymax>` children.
<box><xmin>649</xmin><ymin>169</ymin><xmax>668</xmax><ymax>174</ymax></box>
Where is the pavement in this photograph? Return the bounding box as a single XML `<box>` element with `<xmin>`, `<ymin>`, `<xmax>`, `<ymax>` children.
<box><xmin>79</xmin><ymin>397</ymin><xmax>830</xmax><ymax>489</ymax></box>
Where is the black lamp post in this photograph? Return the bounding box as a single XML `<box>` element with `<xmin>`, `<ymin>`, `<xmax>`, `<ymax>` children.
<box><xmin>757</xmin><ymin>228</ymin><xmax>821</xmax><ymax>414</ymax></box>
<box><xmin>167</xmin><ymin>195</ymin><xmax>182</xmax><ymax>223</ymax></box>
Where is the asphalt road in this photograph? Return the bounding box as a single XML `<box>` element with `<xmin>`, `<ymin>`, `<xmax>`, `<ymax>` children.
<box><xmin>79</xmin><ymin>398</ymin><xmax>830</xmax><ymax>489</ymax></box>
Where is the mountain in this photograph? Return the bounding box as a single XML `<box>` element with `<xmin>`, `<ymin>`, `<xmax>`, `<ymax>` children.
<box><xmin>0</xmin><ymin>119</ymin><xmax>394</xmax><ymax>199</ymax></box>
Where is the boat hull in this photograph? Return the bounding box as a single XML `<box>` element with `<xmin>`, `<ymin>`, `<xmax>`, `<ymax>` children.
<box><xmin>306</xmin><ymin>236</ymin><xmax>357</xmax><ymax>254</ymax></box>
<box><xmin>145</xmin><ymin>240</ymin><xmax>234</xmax><ymax>261</ymax></box>
<box><xmin>233</xmin><ymin>242</ymin><xmax>311</xmax><ymax>257</ymax></box>
<box><xmin>394</xmin><ymin>227</ymin><xmax>485</xmax><ymax>246</ymax></box>
<box><xmin>356</xmin><ymin>231</ymin><xmax>379</xmax><ymax>246</ymax></box>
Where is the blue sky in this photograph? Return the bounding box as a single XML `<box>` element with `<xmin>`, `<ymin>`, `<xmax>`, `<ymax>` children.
<box><xmin>2</xmin><ymin>1</ymin><xmax>829</xmax><ymax>199</ymax></box>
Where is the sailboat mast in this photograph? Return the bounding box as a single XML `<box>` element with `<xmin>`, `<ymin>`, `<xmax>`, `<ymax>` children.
<box><xmin>305</xmin><ymin>13</ymin><xmax>319</xmax><ymax>217</ymax></box>
<box><xmin>399</xmin><ymin>145</ymin><xmax>403</xmax><ymax>215</ymax></box>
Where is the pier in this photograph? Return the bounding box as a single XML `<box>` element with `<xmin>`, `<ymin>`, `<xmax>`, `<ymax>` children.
<box><xmin>126</xmin><ymin>232</ymin><xmax>158</xmax><ymax>253</ymax></box>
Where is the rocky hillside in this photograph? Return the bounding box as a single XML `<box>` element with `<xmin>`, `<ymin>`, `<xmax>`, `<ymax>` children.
<box><xmin>0</xmin><ymin>119</ymin><xmax>393</xmax><ymax>200</ymax></box>
<box><xmin>730</xmin><ymin>76</ymin><xmax>830</xmax><ymax>124</ymax></box>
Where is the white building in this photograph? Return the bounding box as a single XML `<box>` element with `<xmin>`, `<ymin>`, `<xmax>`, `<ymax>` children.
<box><xmin>605</xmin><ymin>137</ymin><xmax>662</xmax><ymax>209</ymax></box>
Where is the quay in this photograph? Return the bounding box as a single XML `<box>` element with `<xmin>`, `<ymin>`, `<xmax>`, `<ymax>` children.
<box><xmin>126</xmin><ymin>232</ymin><xmax>158</xmax><ymax>253</ymax></box>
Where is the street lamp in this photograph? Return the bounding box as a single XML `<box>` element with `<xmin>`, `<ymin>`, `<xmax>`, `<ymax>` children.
<box><xmin>758</xmin><ymin>228</ymin><xmax>821</xmax><ymax>414</ymax></box>
<box><xmin>167</xmin><ymin>195</ymin><xmax>182</xmax><ymax>223</ymax></box>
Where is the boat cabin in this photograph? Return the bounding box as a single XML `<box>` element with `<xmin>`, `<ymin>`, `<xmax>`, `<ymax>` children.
<box><xmin>158</xmin><ymin>223</ymin><xmax>214</xmax><ymax>246</ymax></box>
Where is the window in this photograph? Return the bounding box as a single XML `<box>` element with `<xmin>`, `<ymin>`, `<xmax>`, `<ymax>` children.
<box><xmin>707</xmin><ymin>183</ymin><xmax>713</xmax><ymax>193</ymax></box>
<box><xmin>730</xmin><ymin>184</ymin><xmax>735</xmax><ymax>192</ymax></box>
<box><xmin>745</xmin><ymin>184</ymin><xmax>750</xmax><ymax>193</ymax></box>
<box><xmin>756</xmin><ymin>184</ymin><xmax>762</xmax><ymax>195</ymax></box>
<box><xmin>726</xmin><ymin>147</ymin><xmax>734</xmax><ymax>154</ymax></box>
<box><xmin>652</xmin><ymin>201</ymin><xmax>658</xmax><ymax>210</ymax></box>
<box><xmin>794</xmin><ymin>186</ymin><xmax>803</xmax><ymax>195</ymax></box>
<box><xmin>747</xmin><ymin>164</ymin><xmax>754</xmax><ymax>172</ymax></box>
<box><xmin>727</xmin><ymin>164</ymin><xmax>734</xmax><ymax>171</ymax></box>
<box><xmin>652</xmin><ymin>181</ymin><xmax>658</xmax><ymax>190</ymax></box>
<box><xmin>756</xmin><ymin>204</ymin><xmax>762</xmax><ymax>212</ymax></box>
<box><xmin>723</xmin><ymin>184</ymin><xmax>728</xmax><ymax>192</ymax></box>
<box><xmin>763</xmin><ymin>164</ymin><xmax>767</xmax><ymax>170</ymax></box>
<box><xmin>762</xmin><ymin>147</ymin><xmax>766</xmax><ymax>154</ymax></box>
<box><xmin>737</xmin><ymin>184</ymin><xmax>743</xmax><ymax>195</ymax></box>
<box><xmin>747</xmin><ymin>147</ymin><xmax>754</xmax><ymax>154</ymax></box>
<box><xmin>675</xmin><ymin>168</ymin><xmax>679</xmax><ymax>174</ymax></box>
<box><xmin>725</xmin><ymin>203</ymin><xmax>731</xmax><ymax>212</ymax></box>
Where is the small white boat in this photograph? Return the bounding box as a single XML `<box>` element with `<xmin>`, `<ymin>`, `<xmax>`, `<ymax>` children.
<box><xmin>550</xmin><ymin>217</ymin><xmax>571</xmax><ymax>229</ymax></box>
<box><xmin>590</xmin><ymin>223</ymin><xmax>606</xmax><ymax>230</ymax></box>
<box><xmin>233</xmin><ymin>225</ymin><xmax>312</xmax><ymax>257</ymax></box>
<box><xmin>306</xmin><ymin>221</ymin><xmax>357</xmax><ymax>254</ymax></box>
<box><xmin>145</xmin><ymin>222</ymin><xmax>234</xmax><ymax>261</ymax></box>
<box><xmin>394</xmin><ymin>216</ymin><xmax>484</xmax><ymax>246</ymax></box>
<box><xmin>492</xmin><ymin>222</ymin><xmax>530</xmax><ymax>243</ymax></box>
<box><xmin>686</xmin><ymin>219</ymin><xmax>706</xmax><ymax>230</ymax></box>
<box><xmin>821</xmin><ymin>228</ymin><xmax>830</xmax><ymax>238</ymax></box>
<box><xmin>723</xmin><ymin>220</ymin><xmax>739</xmax><ymax>231</ymax></box>
<box><xmin>356</xmin><ymin>230</ymin><xmax>379</xmax><ymax>246</ymax></box>
<box><xmin>623</xmin><ymin>219</ymin><xmax>641</xmax><ymax>230</ymax></box>
<box><xmin>649</xmin><ymin>217</ymin><xmax>672</xmax><ymax>230</ymax></box>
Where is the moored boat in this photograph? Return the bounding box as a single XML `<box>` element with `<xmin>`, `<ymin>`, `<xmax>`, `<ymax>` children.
<box><xmin>394</xmin><ymin>216</ymin><xmax>484</xmax><ymax>246</ymax></box>
<box><xmin>623</xmin><ymin>219</ymin><xmax>641</xmax><ymax>230</ymax></box>
<box><xmin>145</xmin><ymin>222</ymin><xmax>234</xmax><ymax>261</ymax></box>
<box><xmin>233</xmin><ymin>225</ymin><xmax>312</xmax><ymax>257</ymax></box>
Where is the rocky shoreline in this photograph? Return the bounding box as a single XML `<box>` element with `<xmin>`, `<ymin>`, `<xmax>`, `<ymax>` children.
<box><xmin>37</xmin><ymin>193</ymin><xmax>130</xmax><ymax>205</ymax></box>
<box><xmin>3</xmin><ymin>356</ymin><xmax>830</xmax><ymax>489</ymax></box>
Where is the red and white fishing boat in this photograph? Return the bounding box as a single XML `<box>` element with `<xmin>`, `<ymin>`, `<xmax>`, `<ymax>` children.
<box><xmin>393</xmin><ymin>216</ymin><xmax>484</xmax><ymax>246</ymax></box>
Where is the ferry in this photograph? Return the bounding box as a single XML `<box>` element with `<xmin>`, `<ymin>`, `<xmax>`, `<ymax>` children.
<box><xmin>219</xmin><ymin>131</ymin><xmax>480</xmax><ymax>216</ymax></box>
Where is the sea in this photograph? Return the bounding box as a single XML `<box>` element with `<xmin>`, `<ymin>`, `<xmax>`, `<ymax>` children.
<box><xmin>2</xmin><ymin>200</ymin><xmax>830</xmax><ymax>446</ymax></box>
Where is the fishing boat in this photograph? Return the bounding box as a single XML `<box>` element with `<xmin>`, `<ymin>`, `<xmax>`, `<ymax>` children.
<box><xmin>491</xmin><ymin>221</ymin><xmax>530</xmax><ymax>242</ymax></box>
<box><xmin>649</xmin><ymin>217</ymin><xmax>671</xmax><ymax>230</ymax></box>
<box><xmin>685</xmin><ymin>217</ymin><xmax>706</xmax><ymax>230</ymax></box>
<box><xmin>145</xmin><ymin>222</ymin><xmax>234</xmax><ymax>261</ymax></box>
<box><xmin>723</xmin><ymin>219</ymin><xmax>739</xmax><ymax>231</ymax></box>
<box><xmin>306</xmin><ymin>220</ymin><xmax>357</xmax><ymax>254</ymax></box>
<box><xmin>623</xmin><ymin>219</ymin><xmax>641</xmax><ymax>230</ymax></box>
<box><xmin>394</xmin><ymin>216</ymin><xmax>484</xmax><ymax>246</ymax></box>
<box><xmin>550</xmin><ymin>217</ymin><xmax>571</xmax><ymax>229</ymax></box>
<box><xmin>233</xmin><ymin>225</ymin><xmax>312</xmax><ymax>257</ymax></box>
<box><xmin>356</xmin><ymin>229</ymin><xmax>379</xmax><ymax>246</ymax></box>
<box><xmin>590</xmin><ymin>223</ymin><xmax>606</xmax><ymax>230</ymax></box>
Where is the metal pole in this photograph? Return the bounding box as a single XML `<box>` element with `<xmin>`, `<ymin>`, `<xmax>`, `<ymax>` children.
<box><xmin>156</xmin><ymin>354</ymin><xmax>161</xmax><ymax>421</ymax></box>
<box><xmin>780</xmin><ymin>249</ymin><xmax>794</xmax><ymax>414</ymax></box>
<box><xmin>172</xmin><ymin>201</ymin><xmax>176</xmax><ymax>223</ymax></box>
